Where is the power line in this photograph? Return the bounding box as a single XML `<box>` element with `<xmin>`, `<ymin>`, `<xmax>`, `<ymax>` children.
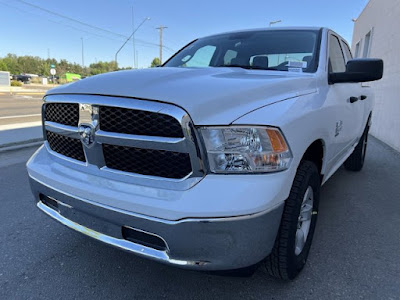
<box><xmin>0</xmin><ymin>1</ymin><xmax>123</xmax><ymax>43</ymax></box>
<box><xmin>9</xmin><ymin>1</ymin><xmax>176</xmax><ymax>51</ymax></box>
<box><xmin>1</xmin><ymin>0</ymin><xmax>176</xmax><ymax>66</ymax></box>
<box><xmin>15</xmin><ymin>0</ymin><xmax>126</xmax><ymax>39</ymax></box>
<box><xmin>115</xmin><ymin>17</ymin><xmax>150</xmax><ymax>67</ymax></box>
<box><xmin>135</xmin><ymin>37</ymin><xmax>175</xmax><ymax>52</ymax></box>
<box><xmin>1</xmin><ymin>0</ymin><xmax>176</xmax><ymax>53</ymax></box>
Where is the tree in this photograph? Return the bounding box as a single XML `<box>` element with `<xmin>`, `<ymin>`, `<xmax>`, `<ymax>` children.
<box><xmin>151</xmin><ymin>57</ymin><xmax>161</xmax><ymax>67</ymax></box>
<box><xmin>0</xmin><ymin>60</ymin><xmax>8</xmax><ymax>71</ymax></box>
<box><xmin>89</xmin><ymin>61</ymin><xmax>118</xmax><ymax>75</ymax></box>
<box><xmin>3</xmin><ymin>54</ymin><xmax>19</xmax><ymax>74</ymax></box>
<box><xmin>0</xmin><ymin>53</ymin><xmax>119</xmax><ymax>77</ymax></box>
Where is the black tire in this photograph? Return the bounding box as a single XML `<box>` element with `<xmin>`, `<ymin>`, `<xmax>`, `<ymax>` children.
<box><xmin>344</xmin><ymin>123</ymin><xmax>370</xmax><ymax>172</ymax></box>
<box><xmin>265</xmin><ymin>160</ymin><xmax>320</xmax><ymax>280</ymax></box>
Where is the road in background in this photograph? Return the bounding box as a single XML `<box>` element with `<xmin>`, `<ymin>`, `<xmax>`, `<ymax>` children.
<box><xmin>0</xmin><ymin>84</ymin><xmax>49</xmax><ymax>126</ymax></box>
<box><xmin>0</xmin><ymin>94</ymin><xmax>43</xmax><ymax>126</ymax></box>
<box><xmin>0</xmin><ymin>89</ymin><xmax>45</xmax><ymax>149</ymax></box>
<box><xmin>0</xmin><ymin>137</ymin><xmax>399</xmax><ymax>299</ymax></box>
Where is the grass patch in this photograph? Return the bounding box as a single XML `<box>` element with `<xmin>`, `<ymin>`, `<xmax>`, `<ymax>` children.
<box><xmin>10</xmin><ymin>80</ymin><xmax>22</xmax><ymax>87</ymax></box>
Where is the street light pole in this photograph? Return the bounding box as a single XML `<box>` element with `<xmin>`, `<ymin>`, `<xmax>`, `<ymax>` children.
<box><xmin>81</xmin><ymin>37</ymin><xmax>84</xmax><ymax>68</ymax></box>
<box><xmin>115</xmin><ymin>17</ymin><xmax>150</xmax><ymax>69</ymax></box>
<box><xmin>269</xmin><ymin>20</ymin><xmax>282</xmax><ymax>27</ymax></box>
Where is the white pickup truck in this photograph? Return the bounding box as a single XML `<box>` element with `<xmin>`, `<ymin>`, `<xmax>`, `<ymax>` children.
<box><xmin>27</xmin><ymin>27</ymin><xmax>383</xmax><ymax>280</ymax></box>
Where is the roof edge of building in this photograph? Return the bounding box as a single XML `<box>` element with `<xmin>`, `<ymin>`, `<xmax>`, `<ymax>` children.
<box><xmin>356</xmin><ymin>0</ymin><xmax>372</xmax><ymax>21</ymax></box>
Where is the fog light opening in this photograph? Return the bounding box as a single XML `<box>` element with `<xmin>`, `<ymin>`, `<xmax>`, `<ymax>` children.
<box><xmin>121</xmin><ymin>226</ymin><xmax>168</xmax><ymax>251</ymax></box>
<box><xmin>39</xmin><ymin>194</ymin><xmax>59</xmax><ymax>212</ymax></box>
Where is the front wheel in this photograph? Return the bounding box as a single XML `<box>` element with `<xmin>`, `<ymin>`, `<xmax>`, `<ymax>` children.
<box><xmin>265</xmin><ymin>160</ymin><xmax>320</xmax><ymax>280</ymax></box>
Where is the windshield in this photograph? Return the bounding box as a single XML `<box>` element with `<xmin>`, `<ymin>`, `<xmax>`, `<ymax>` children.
<box><xmin>164</xmin><ymin>30</ymin><xmax>320</xmax><ymax>73</ymax></box>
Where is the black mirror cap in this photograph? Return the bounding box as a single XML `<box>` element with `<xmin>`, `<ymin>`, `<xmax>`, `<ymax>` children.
<box><xmin>329</xmin><ymin>58</ymin><xmax>384</xmax><ymax>84</ymax></box>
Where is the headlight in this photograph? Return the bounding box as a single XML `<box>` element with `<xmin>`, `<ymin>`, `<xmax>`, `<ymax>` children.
<box><xmin>200</xmin><ymin>126</ymin><xmax>292</xmax><ymax>173</ymax></box>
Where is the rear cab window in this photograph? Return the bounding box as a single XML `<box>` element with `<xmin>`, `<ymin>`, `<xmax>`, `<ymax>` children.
<box><xmin>328</xmin><ymin>34</ymin><xmax>346</xmax><ymax>73</ymax></box>
<box><xmin>341</xmin><ymin>41</ymin><xmax>353</xmax><ymax>61</ymax></box>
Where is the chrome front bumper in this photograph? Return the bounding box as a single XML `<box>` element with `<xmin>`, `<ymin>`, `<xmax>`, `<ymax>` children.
<box><xmin>29</xmin><ymin>177</ymin><xmax>284</xmax><ymax>271</ymax></box>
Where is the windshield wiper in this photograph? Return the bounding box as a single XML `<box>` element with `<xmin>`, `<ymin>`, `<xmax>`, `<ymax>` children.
<box><xmin>215</xmin><ymin>64</ymin><xmax>252</xmax><ymax>69</ymax></box>
<box><xmin>215</xmin><ymin>64</ymin><xmax>281</xmax><ymax>71</ymax></box>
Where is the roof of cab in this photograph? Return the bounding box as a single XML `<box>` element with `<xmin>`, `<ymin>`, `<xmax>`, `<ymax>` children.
<box><xmin>202</xmin><ymin>27</ymin><xmax>325</xmax><ymax>39</ymax></box>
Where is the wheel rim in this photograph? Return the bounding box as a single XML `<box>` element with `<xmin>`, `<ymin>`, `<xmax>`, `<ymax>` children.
<box><xmin>295</xmin><ymin>186</ymin><xmax>314</xmax><ymax>256</ymax></box>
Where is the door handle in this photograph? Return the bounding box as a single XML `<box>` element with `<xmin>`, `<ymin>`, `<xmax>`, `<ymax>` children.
<box><xmin>360</xmin><ymin>95</ymin><xmax>367</xmax><ymax>100</ymax></box>
<box><xmin>349</xmin><ymin>96</ymin><xmax>359</xmax><ymax>103</ymax></box>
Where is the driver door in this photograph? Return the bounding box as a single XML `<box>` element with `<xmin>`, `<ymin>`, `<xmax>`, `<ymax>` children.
<box><xmin>325</xmin><ymin>33</ymin><xmax>364</xmax><ymax>168</ymax></box>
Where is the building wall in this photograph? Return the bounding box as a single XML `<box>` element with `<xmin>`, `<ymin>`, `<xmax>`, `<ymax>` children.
<box><xmin>352</xmin><ymin>0</ymin><xmax>400</xmax><ymax>151</ymax></box>
<box><xmin>0</xmin><ymin>71</ymin><xmax>10</xmax><ymax>86</ymax></box>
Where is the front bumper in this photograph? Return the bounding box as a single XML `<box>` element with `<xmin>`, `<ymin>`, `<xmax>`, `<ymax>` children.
<box><xmin>30</xmin><ymin>177</ymin><xmax>283</xmax><ymax>270</ymax></box>
<box><xmin>26</xmin><ymin>145</ymin><xmax>295</xmax><ymax>270</ymax></box>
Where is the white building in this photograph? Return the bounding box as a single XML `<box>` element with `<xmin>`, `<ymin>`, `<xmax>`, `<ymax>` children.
<box><xmin>0</xmin><ymin>71</ymin><xmax>10</xmax><ymax>86</ymax></box>
<box><xmin>352</xmin><ymin>0</ymin><xmax>400</xmax><ymax>151</ymax></box>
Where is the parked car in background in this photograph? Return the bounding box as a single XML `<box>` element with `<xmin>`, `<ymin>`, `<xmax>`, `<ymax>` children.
<box><xmin>27</xmin><ymin>27</ymin><xmax>383</xmax><ymax>280</ymax></box>
<box><xmin>14</xmin><ymin>74</ymin><xmax>31</xmax><ymax>83</ymax></box>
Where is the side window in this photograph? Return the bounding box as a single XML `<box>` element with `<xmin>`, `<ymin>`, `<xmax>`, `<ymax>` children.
<box><xmin>224</xmin><ymin>50</ymin><xmax>237</xmax><ymax>65</ymax></box>
<box><xmin>341</xmin><ymin>41</ymin><xmax>353</xmax><ymax>61</ymax></box>
<box><xmin>363</xmin><ymin>30</ymin><xmax>372</xmax><ymax>58</ymax></box>
<box><xmin>184</xmin><ymin>45</ymin><xmax>216</xmax><ymax>67</ymax></box>
<box><xmin>329</xmin><ymin>35</ymin><xmax>346</xmax><ymax>73</ymax></box>
<box><xmin>354</xmin><ymin>41</ymin><xmax>361</xmax><ymax>58</ymax></box>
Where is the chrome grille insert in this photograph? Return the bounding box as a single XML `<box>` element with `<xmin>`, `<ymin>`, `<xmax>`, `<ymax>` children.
<box><xmin>42</xmin><ymin>94</ymin><xmax>205</xmax><ymax>190</ymax></box>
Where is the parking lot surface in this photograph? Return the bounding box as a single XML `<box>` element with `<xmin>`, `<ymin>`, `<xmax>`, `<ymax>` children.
<box><xmin>0</xmin><ymin>94</ymin><xmax>43</xmax><ymax>126</ymax></box>
<box><xmin>0</xmin><ymin>137</ymin><xmax>399</xmax><ymax>299</ymax></box>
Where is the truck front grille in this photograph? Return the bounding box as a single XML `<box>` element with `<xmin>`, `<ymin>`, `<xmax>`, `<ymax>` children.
<box><xmin>99</xmin><ymin>106</ymin><xmax>184</xmax><ymax>138</ymax></box>
<box><xmin>45</xmin><ymin>103</ymin><xmax>79</xmax><ymax>126</ymax></box>
<box><xmin>103</xmin><ymin>144</ymin><xmax>192</xmax><ymax>179</ymax></box>
<box><xmin>42</xmin><ymin>96</ymin><xmax>204</xmax><ymax>187</ymax></box>
<box><xmin>46</xmin><ymin>131</ymin><xmax>85</xmax><ymax>162</ymax></box>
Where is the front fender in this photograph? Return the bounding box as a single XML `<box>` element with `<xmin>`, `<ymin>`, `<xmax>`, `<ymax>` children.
<box><xmin>233</xmin><ymin>93</ymin><xmax>330</xmax><ymax>178</ymax></box>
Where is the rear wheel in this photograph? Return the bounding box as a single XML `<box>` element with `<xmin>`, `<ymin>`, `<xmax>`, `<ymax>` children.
<box><xmin>265</xmin><ymin>160</ymin><xmax>320</xmax><ymax>280</ymax></box>
<box><xmin>344</xmin><ymin>123</ymin><xmax>370</xmax><ymax>172</ymax></box>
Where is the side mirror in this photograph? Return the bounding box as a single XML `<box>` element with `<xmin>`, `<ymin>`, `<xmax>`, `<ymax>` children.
<box><xmin>329</xmin><ymin>59</ymin><xmax>383</xmax><ymax>84</ymax></box>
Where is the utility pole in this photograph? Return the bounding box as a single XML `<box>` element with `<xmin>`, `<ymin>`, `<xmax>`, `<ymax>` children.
<box><xmin>81</xmin><ymin>37</ymin><xmax>84</xmax><ymax>68</ymax></box>
<box><xmin>156</xmin><ymin>26</ymin><xmax>168</xmax><ymax>64</ymax></box>
<box><xmin>132</xmin><ymin>6</ymin><xmax>136</xmax><ymax>68</ymax></box>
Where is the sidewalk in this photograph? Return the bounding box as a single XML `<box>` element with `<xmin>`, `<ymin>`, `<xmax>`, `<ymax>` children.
<box><xmin>0</xmin><ymin>122</ymin><xmax>43</xmax><ymax>152</ymax></box>
<box><xmin>0</xmin><ymin>83</ymin><xmax>56</xmax><ymax>95</ymax></box>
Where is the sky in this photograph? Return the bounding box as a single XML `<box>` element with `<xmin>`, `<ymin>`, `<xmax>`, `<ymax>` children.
<box><xmin>0</xmin><ymin>0</ymin><xmax>369</xmax><ymax>69</ymax></box>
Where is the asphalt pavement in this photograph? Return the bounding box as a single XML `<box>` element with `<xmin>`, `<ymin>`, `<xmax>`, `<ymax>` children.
<box><xmin>0</xmin><ymin>93</ymin><xmax>43</xmax><ymax>126</ymax></box>
<box><xmin>0</xmin><ymin>93</ymin><xmax>45</xmax><ymax>150</ymax></box>
<box><xmin>0</xmin><ymin>137</ymin><xmax>399</xmax><ymax>300</ymax></box>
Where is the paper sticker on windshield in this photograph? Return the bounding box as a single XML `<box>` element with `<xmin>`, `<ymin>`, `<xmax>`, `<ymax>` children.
<box><xmin>287</xmin><ymin>61</ymin><xmax>307</xmax><ymax>68</ymax></box>
<box><xmin>288</xmin><ymin>67</ymin><xmax>303</xmax><ymax>73</ymax></box>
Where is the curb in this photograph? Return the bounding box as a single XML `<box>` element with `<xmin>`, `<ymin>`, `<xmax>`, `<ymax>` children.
<box><xmin>0</xmin><ymin>139</ymin><xmax>43</xmax><ymax>153</ymax></box>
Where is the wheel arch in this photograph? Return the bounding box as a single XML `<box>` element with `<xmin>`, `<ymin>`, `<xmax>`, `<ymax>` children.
<box><xmin>300</xmin><ymin>139</ymin><xmax>326</xmax><ymax>181</ymax></box>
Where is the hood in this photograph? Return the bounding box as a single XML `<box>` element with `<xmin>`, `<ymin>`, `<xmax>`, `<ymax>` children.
<box><xmin>47</xmin><ymin>67</ymin><xmax>317</xmax><ymax>125</ymax></box>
